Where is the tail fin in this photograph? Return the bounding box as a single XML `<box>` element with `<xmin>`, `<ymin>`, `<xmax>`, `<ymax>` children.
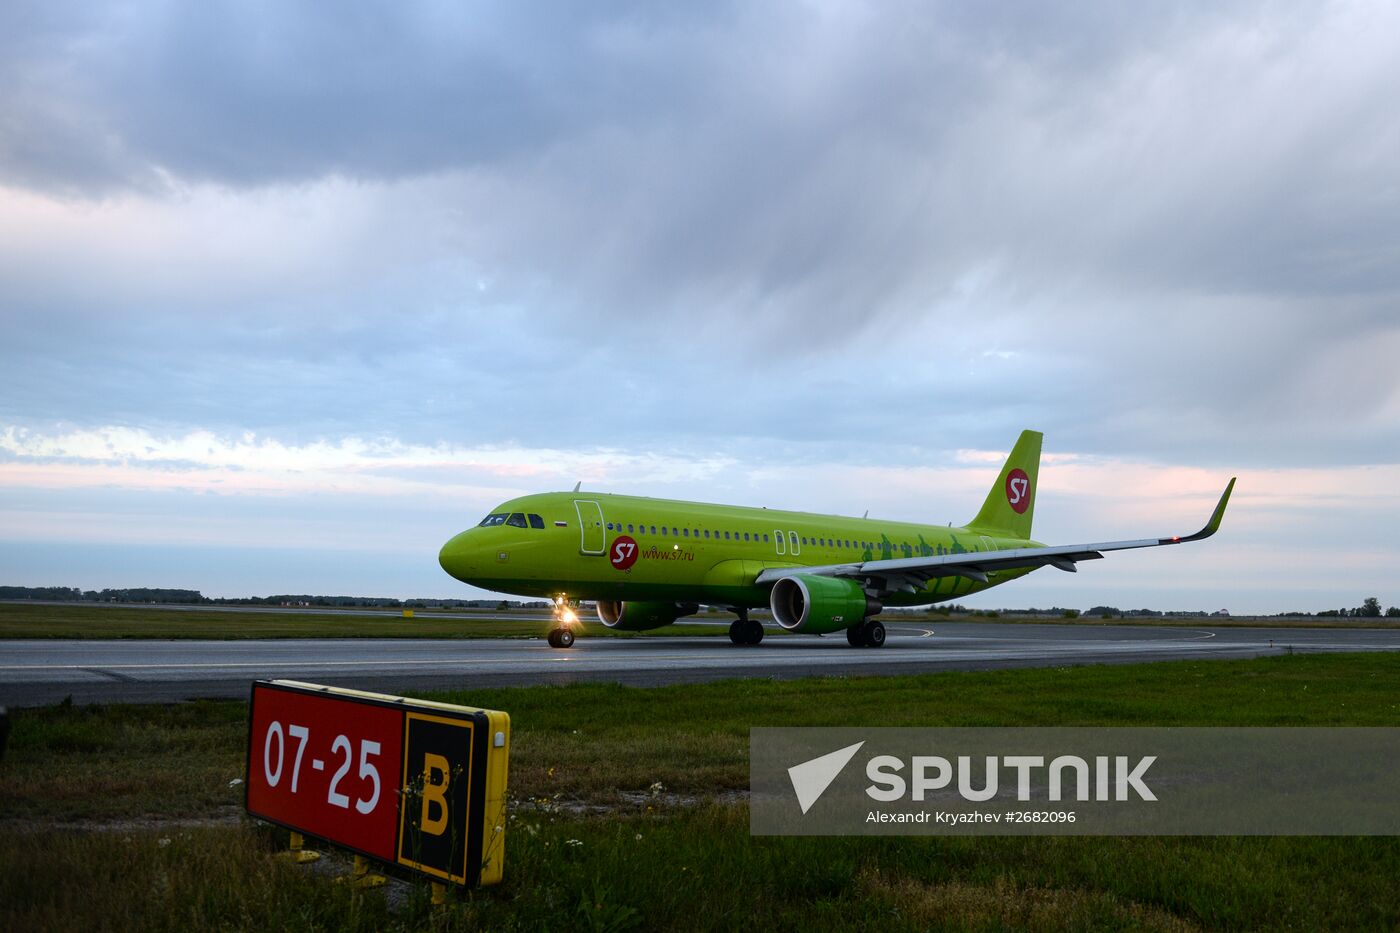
<box><xmin>967</xmin><ymin>429</ymin><xmax>1042</xmax><ymax>539</ymax></box>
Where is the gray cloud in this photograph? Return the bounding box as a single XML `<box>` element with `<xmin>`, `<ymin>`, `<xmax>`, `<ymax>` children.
<box><xmin>0</xmin><ymin>2</ymin><xmax>729</xmax><ymax>192</ymax></box>
<box><xmin>2</xmin><ymin>1</ymin><xmax>1399</xmax><ymax>470</ymax></box>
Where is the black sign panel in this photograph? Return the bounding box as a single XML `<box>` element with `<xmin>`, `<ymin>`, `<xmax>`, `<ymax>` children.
<box><xmin>397</xmin><ymin>712</ymin><xmax>484</xmax><ymax>884</ymax></box>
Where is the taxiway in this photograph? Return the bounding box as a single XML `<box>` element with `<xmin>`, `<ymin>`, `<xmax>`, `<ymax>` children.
<box><xmin>4</xmin><ymin>621</ymin><xmax>1399</xmax><ymax>707</ymax></box>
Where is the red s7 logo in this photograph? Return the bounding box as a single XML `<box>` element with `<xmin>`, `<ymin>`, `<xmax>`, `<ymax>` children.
<box><xmin>1005</xmin><ymin>469</ymin><xmax>1031</xmax><ymax>514</ymax></box>
<box><xmin>610</xmin><ymin>535</ymin><xmax>639</xmax><ymax>570</ymax></box>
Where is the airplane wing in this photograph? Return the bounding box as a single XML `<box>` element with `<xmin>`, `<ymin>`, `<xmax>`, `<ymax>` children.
<box><xmin>753</xmin><ymin>478</ymin><xmax>1236</xmax><ymax>597</ymax></box>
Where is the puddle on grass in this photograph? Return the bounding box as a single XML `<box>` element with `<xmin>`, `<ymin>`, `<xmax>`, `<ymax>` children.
<box><xmin>1</xmin><ymin>805</ymin><xmax>246</xmax><ymax>834</ymax></box>
<box><xmin>513</xmin><ymin>789</ymin><xmax>748</xmax><ymax>816</ymax></box>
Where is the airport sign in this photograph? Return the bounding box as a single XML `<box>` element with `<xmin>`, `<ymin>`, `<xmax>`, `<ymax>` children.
<box><xmin>245</xmin><ymin>680</ymin><xmax>510</xmax><ymax>886</ymax></box>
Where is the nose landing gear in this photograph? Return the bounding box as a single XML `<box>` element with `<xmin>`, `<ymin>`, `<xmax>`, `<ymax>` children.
<box><xmin>547</xmin><ymin>597</ymin><xmax>578</xmax><ymax>649</ymax></box>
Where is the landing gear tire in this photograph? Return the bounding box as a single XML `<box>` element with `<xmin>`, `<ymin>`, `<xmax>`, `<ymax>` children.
<box><xmin>864</xmin><ymin>620</ymin><xmax>886</xmax><ymax>648</ymax></box>
<box><xmin>729</xmin><ymin>618</ymin><xmax>765</xmax><ymax>646</ymax></box>
<box><xmin>847</xmin><ymin>619</ymin><xmax>887</xmax><ymax>648</ymax></box>
<box><xmin>547</xmin><ymin>627</ymin><xmax>575</xmax><ymax>648</ymax></box>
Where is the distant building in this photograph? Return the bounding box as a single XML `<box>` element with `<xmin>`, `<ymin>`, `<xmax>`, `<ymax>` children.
<box><xmin>1212</xmin><ymin>608</ymin><xmax>1230</xmax><ymax>617</ymax></box>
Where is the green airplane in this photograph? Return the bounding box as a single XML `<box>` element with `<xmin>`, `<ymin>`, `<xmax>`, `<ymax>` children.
<box><xmin>439</xmin><ymin>431</ymin><xmax>1235</xmax><ymax>648</ymax></box>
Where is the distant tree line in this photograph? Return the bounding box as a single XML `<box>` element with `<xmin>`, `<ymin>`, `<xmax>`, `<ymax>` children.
<box><xmin>0</xmin><ymin>586</ymin><xmax>549</xmax><ymax>610</ymax></box>
<box><xmin>1083</xmin><ymin>606</ymin><xmax>1224</xmax><ymax>618</ymax></box>
<box><xmin>0</xmin><ymin>586</ymin><xmax>205</xmax><ymax>603</ymax></box>
<box><xmin>1314</xmin><ymin>597</ymin><xmax>1400</xmax><ymax>619</ymax></box>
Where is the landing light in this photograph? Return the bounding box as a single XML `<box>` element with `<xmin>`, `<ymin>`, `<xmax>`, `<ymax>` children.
<box><xmin>553</xmin><ymin>595</ymin><xmax>578</xmax><ymax>626</ymax></box>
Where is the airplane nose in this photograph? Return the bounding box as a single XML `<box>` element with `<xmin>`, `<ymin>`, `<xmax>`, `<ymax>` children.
<box><xmin>438</xmin><ymin>531</ymin><xmax>479</xmax><ymax>582</ymax></box>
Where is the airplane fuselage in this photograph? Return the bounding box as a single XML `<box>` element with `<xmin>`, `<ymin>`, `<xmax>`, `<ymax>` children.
<box><xmin>437</xmin><ymin>431</ymin><xmax>1231</xmax><ymax>648</ymax></box>
<box><xmin>438</xmin><ymin>491</ymin><xmax>1040</xmax><ymax>608</ymax></box>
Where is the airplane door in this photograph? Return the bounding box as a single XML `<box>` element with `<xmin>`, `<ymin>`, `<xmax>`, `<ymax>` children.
<box><xmin>979</xmin><ymin>536</ymin><xmax>997</xmax><ymax>554</ymax></box>
<box><xmin>574</xmin><ymin>500</ymin><xmax>606</xmax><ymax>555</ymax></box>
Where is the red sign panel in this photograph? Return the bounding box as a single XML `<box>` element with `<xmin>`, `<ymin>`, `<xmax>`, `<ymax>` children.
<box><xmin>246</xmin><ymin>686</ymin><xmax>404</xmax><ymax>861</ymax></box>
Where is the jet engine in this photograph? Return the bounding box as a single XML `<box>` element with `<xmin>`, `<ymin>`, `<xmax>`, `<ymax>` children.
<box><xmin>770</xmin><ymin>575</ymin><xmax>882</xmax><ymax>634</ymax></box>
<box><xmin>595</xmin><ymin>600</ymin><xmax>699</xmax><ymax>631</ymax></box>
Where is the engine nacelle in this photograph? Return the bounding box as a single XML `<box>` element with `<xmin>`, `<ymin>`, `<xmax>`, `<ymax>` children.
<box><xmin>770</xmin><ymin>575</ymin><xmax>882</xmax><ymax>634</ymax></box>
<box><xmin>595</xmin><ymin>600</ymin><xmax>699</xmax><ymax>631</ymax></box>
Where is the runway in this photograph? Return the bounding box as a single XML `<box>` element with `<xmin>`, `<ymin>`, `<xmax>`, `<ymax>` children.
<box><xmin>4</xmin><ymin>621</ymin><xmax>1399</xmax><ymax>707</ymax></box>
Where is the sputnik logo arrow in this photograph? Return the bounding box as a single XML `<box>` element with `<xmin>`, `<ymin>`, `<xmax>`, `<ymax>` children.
<box><xmin>787</xmin><ymin>741</ymin><xmax>865</xmax><ymax>814</ymax></box>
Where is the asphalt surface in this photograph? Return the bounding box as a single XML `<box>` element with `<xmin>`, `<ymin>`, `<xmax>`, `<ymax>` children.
<box><xmin>4</xmin><ymin>622</ymin><xmax>1399</xmax><ymax>707</ymax></box>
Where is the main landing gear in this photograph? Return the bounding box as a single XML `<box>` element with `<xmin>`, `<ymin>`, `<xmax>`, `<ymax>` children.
<box><xmin>846</xmin><ymin>619</ymin><xmax>886</xmax><ymax>648</ymax></box>
<box><xmin>728</xmin><ymin>609</ymin><xmax>764</xmax><ymax>646</ymax></box>
<box><xmin>547</xmin><ymin>597</ymin><xmax>578</xmax><ymax>649</ymax></box>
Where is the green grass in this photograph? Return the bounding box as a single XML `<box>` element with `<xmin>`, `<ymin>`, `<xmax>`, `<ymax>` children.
<box><xmin>0</xmin><ymin>602</ymin><xmax>728</xmax><ymax>640</ymax></box>
<box><xmin>5</xmin><ymin>653</ymin><xmax>1400</xmax><ymax>930</ymax></box>
<box><xmin>8</xmin><ymin>809</ymin><xmax>1397</xmax><ymax>931</ymax></box>
<box><xmin>4</xmin><ymin>601</ymin><xmax>1394</xmax><ymax>641</ymax></box>
<box><xmin>7</xmin><ymin>652</ymin><xmax>1400</xmax><ymax>822</ymax></box>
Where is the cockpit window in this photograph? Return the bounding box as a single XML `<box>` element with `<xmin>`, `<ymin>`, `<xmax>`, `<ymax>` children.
<box><xmin>528</xmin><ymin>513</ymin><xmax>545</xmax><ymax>529</ymax></box>
<box><xmin>506</xmin><ymin>512</ymin><xmax>528</xmax><ymax>528</ymax></box>
<box><xmin>479</xmin><ymin>513</ymin><xmax>508</xmax><ymax>527</ymax></box>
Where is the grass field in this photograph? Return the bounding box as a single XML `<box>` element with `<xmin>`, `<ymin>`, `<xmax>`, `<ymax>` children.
<box><xmin>3</xmin><ymin>600</ymin><xmax>1395</xmax><ymax>641</ymax></box>
<box><xmin>5</xmin><ymin>652</ymin><xmax>1400</xmax><ymax>930</ymax></box>
<box><xmin>0</xmin><ymin>602</ymin><xmax>728</xmax><ymax>640</ymax></box>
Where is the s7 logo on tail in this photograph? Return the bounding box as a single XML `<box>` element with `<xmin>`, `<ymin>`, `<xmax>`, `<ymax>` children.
<box><xmin>1006</xmin><ymin>469</ymin><xmax>1031</xmax><ymax>514</ymax></box>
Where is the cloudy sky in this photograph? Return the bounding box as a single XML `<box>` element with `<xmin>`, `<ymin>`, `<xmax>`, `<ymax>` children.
<box><xmin>3</xmin><ymin>2</ymin><xmax>1398</xmax><ymax>612</ymax></box>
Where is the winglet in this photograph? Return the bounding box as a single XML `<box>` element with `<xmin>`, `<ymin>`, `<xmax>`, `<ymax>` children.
<box><xmin>1166</xmin><ymin>477</ymin><xmax>1235</xmax><ymax>544</ymax></box>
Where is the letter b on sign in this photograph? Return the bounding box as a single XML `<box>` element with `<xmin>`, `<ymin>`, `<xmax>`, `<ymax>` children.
<box><xmin>420</xmin><ymin>753</ymin><xmax>451</xmax><ymax>836</ymax></box>
<box><xmin>398</xmin><ymin>714</ymin><xmax>474</xmax><ymax>882</ymax></box>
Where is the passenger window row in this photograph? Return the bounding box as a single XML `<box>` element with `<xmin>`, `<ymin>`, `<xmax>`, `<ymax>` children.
<box><xmin>601</xmin><ymin>520</ymin><xmax>912</xmax><ymax>557</ymax></box>
<box><xmin>480</xmin><ymin>510</ymin><xmax>926</xmax><ymax>558</ymax></box>
<box><xmin>605</xmin><ymin>521</ymin><xmax>770</xmax><ymax>543</ymax></box>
